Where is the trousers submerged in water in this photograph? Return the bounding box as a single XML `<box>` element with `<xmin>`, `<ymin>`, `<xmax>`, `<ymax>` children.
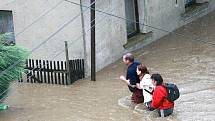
<box><xmin>158</xmin><ymin>108</ymin><xmax>174</xmax><ymax>117</ymax></box>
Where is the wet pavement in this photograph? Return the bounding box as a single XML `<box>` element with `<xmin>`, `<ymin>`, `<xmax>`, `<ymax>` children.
<box><xmin>1</xmin><ymin>11</ymin><xmax>215</xmax><ymax>121</ymax></box>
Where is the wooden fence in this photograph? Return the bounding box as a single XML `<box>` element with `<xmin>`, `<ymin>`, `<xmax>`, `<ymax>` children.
<box><xmin>19</xmin><ymin>59</ymin><xmax>85</xmax><ymax>85</ymax></box>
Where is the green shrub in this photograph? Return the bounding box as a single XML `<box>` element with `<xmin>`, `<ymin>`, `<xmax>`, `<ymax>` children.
<box><xmin>0</xmin><ymin>33</ymin><xmax>28</xmax><ymax>101</ymax></box>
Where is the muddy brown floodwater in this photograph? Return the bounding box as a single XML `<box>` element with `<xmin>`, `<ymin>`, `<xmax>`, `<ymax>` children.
<box><xmin>1</xmin><ymin>11</ymin><xmax>215</xmax><ymax>121</ymax></box>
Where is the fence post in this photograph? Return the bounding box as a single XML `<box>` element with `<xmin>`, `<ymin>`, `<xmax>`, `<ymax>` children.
<box><xmin>65</xmin><ymin>41</ymin><xmax>71</xmax><ymax>85</ymax></box>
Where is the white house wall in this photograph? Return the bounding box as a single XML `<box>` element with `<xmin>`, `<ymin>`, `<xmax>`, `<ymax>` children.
<box><xmin>138</xmin><ymin>0</ymin><xmax>215</xmax><ymax>44</ymax></box>
<box><xmin>0</xmin><ymin>0</ymin><xmax>84</xmax><ymax>61</ymax></box>
<box><xmin>78</xmin><ymin>0</ymin><xmax>215</xmax><ymax>76</ymax></box>
<box><xmin>81</xmin><ymin>0</ymin><xmax>127</xmax><ymax>75</ymax></box>
<box><xmin>1</xmin><ymin>0</ymin><xmax>215</xmax><ymax>77</ymax></box>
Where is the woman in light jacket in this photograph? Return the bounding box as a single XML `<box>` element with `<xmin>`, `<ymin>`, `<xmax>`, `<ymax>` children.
<box><xmin>136</xmin><ymin>64</ymin><xmax>154</xmax><ymax>106</ymax></box>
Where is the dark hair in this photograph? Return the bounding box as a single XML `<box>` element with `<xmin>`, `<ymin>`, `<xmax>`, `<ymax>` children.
<box><xmin>124</xmin><ymin>53</ymin><xmax>134</xmax><ymax>62</ymax></box>
<box><xmin>137</xmin><ymin>64</ymin><xmax>149</xmax><ymax>75</ymax></box>
<box><xmin>151</xmin><ymin>73</ymin><xmax>163</xmax><ymax>86</ymax></box>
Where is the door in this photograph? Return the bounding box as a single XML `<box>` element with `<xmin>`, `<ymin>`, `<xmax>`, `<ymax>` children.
<box><xmin>125</xmin><ymin>0</ymin><xmax>139</xmax><ymax>38</ymax></box>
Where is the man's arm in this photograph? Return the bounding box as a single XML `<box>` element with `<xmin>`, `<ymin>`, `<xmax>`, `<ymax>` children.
<box><xmin>120</xmin><ymin>75</ymin><xmax>136</xmax><ymax>87</ymax></box>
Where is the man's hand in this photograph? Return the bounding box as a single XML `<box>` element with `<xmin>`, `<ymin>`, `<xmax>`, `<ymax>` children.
<box><xmin>120</xmin><ymin>75</ymin><xmax>131</xmax><ymax>85</ymax></box>
<box><xmin>119</xmin><ymin>75</ymin><xmax>126</xmax><ymax>81</ymax></box>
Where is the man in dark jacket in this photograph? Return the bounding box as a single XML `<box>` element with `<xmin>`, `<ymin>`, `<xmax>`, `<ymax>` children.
<box><xmin>120</xmin><ymin>53</ymin><xmax>143</xmax><ymax>104</ymax></box>
<box><xmin>146</xmin><ymin>74</ymin><xmax>174</xmax><ymax>117</ymax></box>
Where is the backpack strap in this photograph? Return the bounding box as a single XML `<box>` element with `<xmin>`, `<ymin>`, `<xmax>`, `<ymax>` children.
<box><xmin>144</xmin><ymin>89</ymin><xmax>154</xmax><ymax>95</ymax></box>
<box><xmin>161</xmin><ymin>84</ymin><xmax>168</xmax><ymax>98</ymax></box>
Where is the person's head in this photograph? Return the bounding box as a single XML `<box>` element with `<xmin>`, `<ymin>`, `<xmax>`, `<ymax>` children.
<box><xmin>136</xmin><ymin>64</ymin><xmax>149</xmax><ymax>76</ymax></box>
<box><xmin>122</xmin><ymin>53</ymin><xmax>134</xmax><ymax>65</ymax></box>
<box><xmin>151</xmin><ymin>73</ymin><xmax>163</xmax><ymax>86</ymax></box>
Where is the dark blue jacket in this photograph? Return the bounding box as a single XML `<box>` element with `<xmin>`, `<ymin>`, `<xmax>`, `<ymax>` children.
<box><xmin>126</xmin><ymin>61</ymin><xmax>142</xmax><ymax>92</ymax></box>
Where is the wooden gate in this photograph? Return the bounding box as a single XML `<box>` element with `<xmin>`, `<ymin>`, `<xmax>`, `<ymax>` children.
<box><xmin>19</xmin><ymin>59</ymin><xmax>85</xmax><ymax>85</ymax></box>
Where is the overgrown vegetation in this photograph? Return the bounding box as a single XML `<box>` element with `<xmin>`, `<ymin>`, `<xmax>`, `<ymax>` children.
<box><xmin>0</xmin><ymin>33</ymin><xmax>28</xmax><ymax>101</ymax></box>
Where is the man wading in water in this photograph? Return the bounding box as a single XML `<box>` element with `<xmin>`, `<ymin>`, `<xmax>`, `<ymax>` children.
<box><xmin>120</xmin><ymin>53</ymin><xmax>144</xmax><ymax>104</ymax></box>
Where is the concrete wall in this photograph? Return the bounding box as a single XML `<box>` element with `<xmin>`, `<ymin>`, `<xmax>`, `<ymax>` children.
<box><xmin>138</xmin><ymin>0</ymin><xmax>184</xmax><ymax>34</ymax></box>
<box><xmin>0</xmin><ymin>0</ymin><xmax>84</xmax><ymax>61</ymax></box>
<box><xmin>81</xmin><ymin>0</ymin><xmax>127</xmax><ymax>75</ymax></box>
<box><xmin>137</xmin><ymin>0</ymin><xmax>215</xmax><ymax>46</ymax></box>
<box><xmin>0</xmin><ymin>0</ymin><xmax>127</xmax><ymax>77</ymax></box>
<box><xmin>208</xmin><ymin>0</ymin><xmax>215</xmax><ymax>11</ymax></box>
<box><xmin>1</xmin><ymin>0</ymin><xmax>215</xmax><ymax>77</ymax></box>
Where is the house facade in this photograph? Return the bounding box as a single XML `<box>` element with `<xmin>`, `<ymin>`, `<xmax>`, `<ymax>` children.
<box><xmin>0</xmin><ymin>0</ymin><xmax>214</xmax><ymax>76</ymax></box>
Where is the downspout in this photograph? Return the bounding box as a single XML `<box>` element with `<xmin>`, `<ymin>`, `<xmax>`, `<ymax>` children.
<box><xmin>80</xmin><ymin>0</ymin><xmax>87</xmax><ymax>77</ymax></box>
<box><xmin>143</xmin><ymin>0</ymin><xmax>150</xmax><ymax>33</ymax></box>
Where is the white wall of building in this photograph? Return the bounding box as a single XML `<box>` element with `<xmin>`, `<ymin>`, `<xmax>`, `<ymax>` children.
<box><xmin>1</xmin><ymin>0</ymin><xmax>215</xmax><ymax>77</ymax></box>
<box><xmin>81</xmin><ymin>0</ymin><xmax>210</xmax><ymax>75</ymax></box>
<box><xmin>0</xmin><ymin>0</ymin><xmax>84</xmax><ymax>61</ymax></box>
<box><xmin>81</xmin><ymin>0</ymin><xmax>127</xmax><ymax>75</ymax></box>
<box><xmin>138</xmin><ymin>0</ymin><xmax>215</xmax><ymax>46</ymax></box>
<box><xmin>0</xmin><ymin>0</ymin><xmax>127</xmax><ymax>77</ymax></box>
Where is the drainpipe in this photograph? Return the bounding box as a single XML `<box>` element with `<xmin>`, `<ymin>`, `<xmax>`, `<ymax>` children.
<box><xmin>142</xmin><ymin>0</ymin><xmax>150</xmax><ymax>33</ymax></box>
<box><xmin>80</xmin><ymin>0</ymin><xmax>88</xmax><ymax>77</ymax></box>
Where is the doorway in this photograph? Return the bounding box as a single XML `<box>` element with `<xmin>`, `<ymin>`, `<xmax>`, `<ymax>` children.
<box><xmin>124</xmin><ymin>0</ymin><xmax>140</xmax><ymax>38</ymax></box>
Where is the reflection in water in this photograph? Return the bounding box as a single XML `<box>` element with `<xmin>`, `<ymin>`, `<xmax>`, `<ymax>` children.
<box><xmin>1</xmin><ymin>11</ymin><xmax>215</xmax><ymax>121</ymax></box>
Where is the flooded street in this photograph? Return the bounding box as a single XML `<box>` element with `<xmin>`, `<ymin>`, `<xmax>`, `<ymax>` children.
<box><xmin>1</xmin><ymin>11</ymin><xmax>215</xmax><ymax>121</ymax></box>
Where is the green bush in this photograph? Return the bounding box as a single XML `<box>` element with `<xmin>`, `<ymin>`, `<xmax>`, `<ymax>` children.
<box><xmin>0</xmin><ymin>33</ymin><xmax>28</xmax><ymax>101</ymax></box>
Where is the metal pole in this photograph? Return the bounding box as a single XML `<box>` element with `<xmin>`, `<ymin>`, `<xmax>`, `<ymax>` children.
<box><xmin>90</xmin><ymin>0</ymin><xmax>96</xmax><ymax>81</ymax></box>
<box><xmin>65</xmin><ymin>41</ymin><xmax>71</xmax><ymax>84</ymax></box>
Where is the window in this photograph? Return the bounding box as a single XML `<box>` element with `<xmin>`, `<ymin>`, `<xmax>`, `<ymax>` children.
<box><xmin>0</xmin><ymin>10</ymin><xmax>15</xmax><ymax>44</ymax></box>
